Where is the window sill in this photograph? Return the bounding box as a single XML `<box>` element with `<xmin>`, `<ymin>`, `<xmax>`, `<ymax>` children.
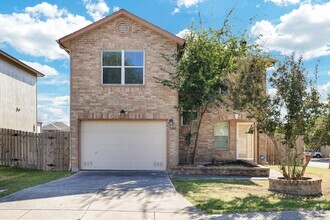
<box><xmin>180</xmin><ymin>124</ymin><xmax>198</xmax><ymax>127</ymax></box>
<box><xmin>213</xmin><ymin>148</ymin><xmax>230</xmax><ymax>151</ymax></box>
<box><xmin>101</xmin><ymin>84</ymin><xmax>146</xmax><ymax>87</ymax></box>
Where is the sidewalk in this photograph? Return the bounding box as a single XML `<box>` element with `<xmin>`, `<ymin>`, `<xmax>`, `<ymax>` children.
<box><xmin>206</xmin><ymin>210</ymin><xmax>330</xmax><ymax>220</ymax></box>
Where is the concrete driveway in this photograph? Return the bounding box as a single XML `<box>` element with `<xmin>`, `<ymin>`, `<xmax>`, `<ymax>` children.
<box><xmin>0</xmin><ymin>171</ymin><xmax>201</xmax><ymax>220</ymax></box>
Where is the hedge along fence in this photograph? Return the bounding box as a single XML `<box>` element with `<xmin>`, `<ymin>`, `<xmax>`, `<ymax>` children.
<box><xmin>0</xmin><ymin>128</ymin><xmax>70</xmax><ymax>171</ymax></box>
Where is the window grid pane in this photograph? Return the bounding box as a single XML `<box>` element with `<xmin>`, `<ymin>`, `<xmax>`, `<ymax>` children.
<box><xmin>125</xmin><ymin>68</ymin><xmax>143</xmax><ymax>84</ymax></box>
<box><xmin>103</xmin><ymin>68</ymin><xmax>121</xmax><ymax>84</ymax></box>
<box><xmin>124</xmin><ymin>51</ymin><xmax>144</xmax><ymax>66</ymax></box>
<box><xmin>103</xmin><ymin>51</ymin><xmax>121</xmax><ymax>66</ymax></box>
<box><xmin>215</xmin><ymin>136</ymin><xmax>229</xmax><ymax>149</ymax></box>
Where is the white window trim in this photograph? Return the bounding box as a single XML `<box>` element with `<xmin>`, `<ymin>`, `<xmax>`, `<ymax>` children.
<box><xmin>101</xmin><ymin>50</ymin><xmax>145</xmax><ymax>85</ymax></box>
<box><xmin>236</xmin><ymin>122</ymin><xmax>254</xmax><ymax>160</ymax></box>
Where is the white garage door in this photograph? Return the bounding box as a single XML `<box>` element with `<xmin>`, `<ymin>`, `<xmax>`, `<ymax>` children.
<box><xmin>80</xmin><ymin>120</ymin><xmax>167</xmax><ymax>170</ymax></box>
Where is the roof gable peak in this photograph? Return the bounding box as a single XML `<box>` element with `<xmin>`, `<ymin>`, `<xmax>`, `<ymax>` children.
<box><xmin>58</xmin><ymin>9</ymin><xmax>185</xmax><ymax>50</ymax></box>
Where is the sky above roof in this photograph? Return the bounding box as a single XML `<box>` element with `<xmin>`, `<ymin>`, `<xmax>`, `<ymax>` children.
<box><xmin>0</xmin><ymin>0</ymin><xmax>329</xmax><ymax>125</ymax></box>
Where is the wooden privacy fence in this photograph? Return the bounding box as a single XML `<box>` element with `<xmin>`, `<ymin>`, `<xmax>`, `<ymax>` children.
<box><xmin>0</xmin><ymin>128</ymin><xmax>70</xmax><ymax>171</ymax></box>
<box><xmin>263</xmin><ymin>135</ymin><xmax>304</xmax><ymax>165</ymax></box>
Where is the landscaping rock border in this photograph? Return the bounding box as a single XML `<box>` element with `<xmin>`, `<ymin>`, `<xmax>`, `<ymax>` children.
<box><xmin>168</xmin><ymin>165</ymin><xmax>270</xmax><ymax>177</ymax></box>
<box><xmin>269</xmin><ymin>177</ymin><xmax>322</xmax><ymax>196</ymax></box>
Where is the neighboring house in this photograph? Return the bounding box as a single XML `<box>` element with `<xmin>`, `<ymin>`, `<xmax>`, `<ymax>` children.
<box><xmin>58</xmin><ymin>9</ymin><xmax>263</xmax><ymax>171</ymax></box>
<box><xmin>36</xmin><ymin>121</ymin><xmax>43</xmax><ymax>133</ymax></box>
<box><xmin>42</xmin><ymin>122</ymin><xmax>70</xmax><ymax>132</ymax></box>
<box><xmin>0</xmin><ymin>50</ymin><xmax>44</xmax><ymax>132</ymax></box>
<box><xmin>320</xmin><ymin>145</ymin><xmax>330</xmax><ymax>158</ymax></box>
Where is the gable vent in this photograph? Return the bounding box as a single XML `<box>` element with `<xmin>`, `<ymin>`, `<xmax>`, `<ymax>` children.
<box><xmin>117</xmin><ymin>22</ymin><xmax>129</xmax><ymax>35</ymax></box>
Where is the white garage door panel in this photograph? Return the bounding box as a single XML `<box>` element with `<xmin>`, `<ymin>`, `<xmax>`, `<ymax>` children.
<box><xmin>81</xmin><ymin>121</ymin><xmax>166</xmax><ymax>170</ymax></box>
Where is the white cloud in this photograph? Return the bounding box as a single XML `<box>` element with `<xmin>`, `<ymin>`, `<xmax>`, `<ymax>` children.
<box><xmin>171</xmin><ymin>0</ymin><xmax>203</xmax><ymax>16</ymax></box>
<box><xmin>21</xmin><ymin>60</ymin><xmax>69</xmax><ymax>85</ymax></box>
<box><xmin>52</xmin><ymin>96</ymin><xmax>70</xmax><ymax>106</ymax></box>
<box><xmin>171</xmin><ymin>8</ymin><xmax>180</xmax><ymax>15</ymax></box>
<box><xmin>252</xmin><ymin>3</ymin><xmax>330</xmax><ymax>59</ymax></box>
<box><xmin>21</xmin><ymin>60</ymin><xmax>58</xmax><ymax>77</ymax></box>
<box><xmin>176</xmin><ymin>29</ymin><xmax>192</xmax><ymax>39</ymax></box>
<box><xmin>177</xmin><ymin>0</ymin><xmax>204</xmax><ymax>8</ymax></box>
<box><xmin>267</xmin><ymin>88</ymin><xmax>278</xmax><ymax>97</ymax></box>
<box><xmin>38</xmin><ymin>94</ymin><xmax>69</xmax><ymax>125</ymax></box>
<box><xmin>113</xmin><ymin>6</ymin><xmax>120</xmax><ymax>12</ymax></box>
<box><xmin>83</xmin><ymin>0</ymin><xmax>109</xmax><ymax>21</ymax></box>
<box><xmin>40</xmin><ymin>77</ymin><xmax>69</xmax><ymax>85</ymax></box>
<box><xmin>318</xmin><ymin>81</ymin><xmax>330</xmax><ymax>102</ymax></box>
<box><xmin>266</xmin><ymin>66</ymin><xmax>276</xmax><ymax>72</ymax></box>
<box><xmin>264</xmin><ymin>0</ymin><xmax>300</xmax><ymax>6</ymax></box>
<box><xmin>25</xmin><ymin>2</ymin><xmax>66</xmax><ymax>17</ymax></box>
<box><xmin>0</xmin><ymin>2</ymin><xmax>91</xmax><ymax>60</ymax></box>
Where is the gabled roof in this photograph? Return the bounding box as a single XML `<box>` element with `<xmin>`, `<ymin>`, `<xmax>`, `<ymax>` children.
<box><xmin>0</xmin><ymin>50</ymin><xmax>44</xmax><ymax>77</ymax></box>
<box><xmin>43</xmin><ymin>122</ymin><xmax>70</xmax><ymax>131</ymax></box>
<box><xmin>57</xmin><ymin>9</ymin><xmax>185</xmax><ymax>50</ymax></box>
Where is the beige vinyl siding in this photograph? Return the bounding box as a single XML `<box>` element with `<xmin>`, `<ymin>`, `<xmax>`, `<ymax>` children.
<box><xmin>0</xmin><ymin>59</ymin><xmax>37</xmax><ymax>132</ymax></box>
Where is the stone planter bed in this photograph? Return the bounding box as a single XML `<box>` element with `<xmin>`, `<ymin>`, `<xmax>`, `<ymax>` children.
<box><xmin>269</xmin><ymin>177</ymin><xmax>322</xmax><ymax>196</ymax></box>
<box><xmin>169</xmin><ymin>161</ymin><xmax>270</xmax><ymax>177</ymax></box>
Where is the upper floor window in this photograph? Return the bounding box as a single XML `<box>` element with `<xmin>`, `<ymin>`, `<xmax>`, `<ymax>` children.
<box><xmin>102</xmin><ymin>50</ymin><xmax>144</xmax><ymax>85</ymax></box>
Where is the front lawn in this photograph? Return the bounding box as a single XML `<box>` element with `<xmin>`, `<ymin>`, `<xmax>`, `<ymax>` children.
<box><xmin>0</xmin><ymin>166</ymin><xmax>72</xmax><ymax>199</ymax></box>
<box><xmin>171</xmin><ymin>167</ymin><xmax>330</xmax><ymax>214</ymax></box>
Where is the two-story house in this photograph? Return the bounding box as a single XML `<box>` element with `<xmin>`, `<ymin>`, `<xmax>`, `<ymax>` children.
<box><xmin>58</xmin><ymin>9</ymin><xmax>262</xmax><ymax>171</ymax></box>
<box><xmin>0</xmin><ymin>50</ymin><xmax>44</xmax><ymax>132</ymax></box>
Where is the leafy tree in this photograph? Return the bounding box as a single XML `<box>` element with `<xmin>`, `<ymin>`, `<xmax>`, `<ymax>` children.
<box><xmin>157</xmin><ymin>11</ymin><xmax>259</xmax><ymax>164</ymax></box>
<box><xmin>230</xmin><ymin>53</ymin><xmax>330</xmax><ymax>180</ymax></box>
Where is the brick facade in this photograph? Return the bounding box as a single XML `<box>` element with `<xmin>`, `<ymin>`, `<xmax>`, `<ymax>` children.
<box><xmin>65</xmin><ymin>15</ymin><xmax>180</xmax><ymax>171</ymax></box>
<box><xmin>179</xmin><ymin>108</ymin><xmax>258</xmax><ymax>164</ymax></box>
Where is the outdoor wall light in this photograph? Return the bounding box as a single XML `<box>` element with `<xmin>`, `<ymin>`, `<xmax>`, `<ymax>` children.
<box><xmin>168</xmin><ymin>118</ymin><xmax>174</xmax><ymax>126</ymax></box>
<box><xmin>120</xmin><ymin>109</ymin><xmax>126</xmax><ymax>114</ymax></box>
<box><xmin>234</xmin><ymin>112</ymin><xmax>239</xmax><ymax>120</ymax></box>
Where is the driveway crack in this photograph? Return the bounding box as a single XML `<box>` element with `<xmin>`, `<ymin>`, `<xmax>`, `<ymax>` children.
<box><xmin>79</xmin><ymin>176</ymin><xmax>120</xmax><ymax>220</ymax></box>
<box><xmin>17</xmin><ymin>209</ymin><xmax>32</xmax><ymax>220</ymax></box>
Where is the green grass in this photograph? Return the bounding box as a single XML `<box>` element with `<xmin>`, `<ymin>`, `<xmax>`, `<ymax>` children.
<box><xmin>0</xmin><ymin>166</ymin><xmax>73</xmax><ymax>199</ymax></box>
<box><xmin>172</xmin><ymin>167</ymin><xmax>330</xmax><ymax>214</ymax></box>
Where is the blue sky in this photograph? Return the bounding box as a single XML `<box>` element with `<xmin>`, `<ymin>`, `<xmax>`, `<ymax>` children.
<box><xmin>0</xmin><ymin>0</ymin><xmax>329</xmax><ymax>125</ymax></box>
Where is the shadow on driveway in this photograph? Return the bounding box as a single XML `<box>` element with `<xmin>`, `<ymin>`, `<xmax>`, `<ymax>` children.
<box><xmin>0</xmin><ymin>171</ymin><xmax>202</xmax><ymax>220</ymax></box>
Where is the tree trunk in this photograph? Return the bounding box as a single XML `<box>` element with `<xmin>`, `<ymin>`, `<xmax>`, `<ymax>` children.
<box><xmin>185</xmin><ymin>143</ymin><xmax>191</xmax><ymax>164</ymax></box>
<box><xmin>300</xmin><ymin>132</ymin><xmax>327</xmax><ymax>178</ymax></box>
<box><xmin>185</xmin><ymin>124</ymin><xmax>193</xmax><ymax>164</ymax></box>
<box><xmin>191</xmin><ymin>108</ymin><xmax>207</xmax><ymax>164</ymax></box>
